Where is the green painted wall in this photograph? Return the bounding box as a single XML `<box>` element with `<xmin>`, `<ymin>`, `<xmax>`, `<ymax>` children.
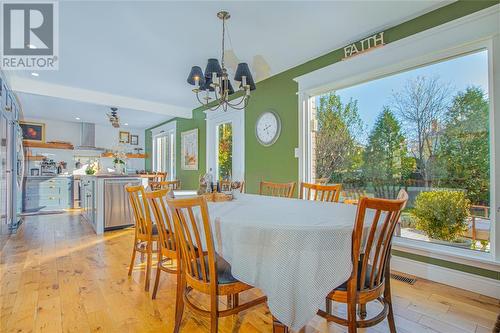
<box><xmin>147</xmin><ymin>0</ymin><xmax>498</xmax><ymax>191</ymax></box>
<box><xmin>145</xmin><ymin>0</ymin><xmax>500</xmax><ymax>279</ymax></box>
<box><xmin>175</xmin><ymin>110</ymin><xmax>207</xmax><ymax>190</ymax></box>
<box><xmin>145</xmin><ymin>108</ymin><xmax>207</xmax><ymax>190</ymax></box>
<box><xmin>243</xmin><ymin>72</ymin><xmax>300</xmax><ymax>194</ymax></box>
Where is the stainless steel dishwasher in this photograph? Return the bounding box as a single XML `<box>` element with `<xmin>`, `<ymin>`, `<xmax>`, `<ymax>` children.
<box><xmin>103</xmin><ymin>178</ymin><xmax>141</xmax><ymax>230</ymax></box>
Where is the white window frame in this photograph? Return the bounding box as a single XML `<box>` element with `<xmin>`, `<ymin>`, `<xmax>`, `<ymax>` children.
<box><xmin>151</xmin><ymin>121</ymin><xmax>176</xmax><ymax>179</ymax></box>
<box><xmin>294</xmin><ymin>5</ymin><xmax>500</xmax><ymax>270</ymax></box>
<box><xmin>206</xmin><ymin>107</ymin><xmax>245</xmax><ymax>181</ymax></box>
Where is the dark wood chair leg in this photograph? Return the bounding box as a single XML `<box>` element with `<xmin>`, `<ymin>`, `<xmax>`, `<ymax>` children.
<box><xmin>173</xmin><ymin>272</ymin><xmax>184</xmax><ymax>333</ymax></box>
<box><xmin>140</xmin><ymin>243</ymin><xmax>146</xmax><ymax>261</ymax></box>
<box><xmin>210</xmin><ymin>289</ymin><xmax>219</xmax><ymax>333</ymax></box>
<box><xmin>272</xmin><ymin>316</ymin><xmax>288</xmax><ymax>333</ymax></box>
<box><xmin>152</xmin><ymin>245</ymin><xmax>162</xmax><ymax>299</ymax></box>
<box><xmin>359</xmin><ymin>303</ymin><xmax>367</xmax><ymax>319</ymax></box>
<box><xmin>128</xmin><ymin>240</ymin><xmax>137</xmax><ymax>276</ymax></box>
<box><xmin>151</xmin><ymin>262</ymin><xmax>162</xmax><ymax>299</ymax></box>
<box><xmin>384</xmin><ymin>264</ymin><xmax>397</xmax><ymax>333</ymax></box>
<box><xmin>145</xmin><ymin>241</ymin><xmax>152</xmax><ymax>291</ymax></box>
<box><xmin>326</xmin><ymin>297</ymin><xmax>331</xmax><ymax>314</ymax></box>
<box><xmin>234</xmin><ymin>293</ymin><xmax>239</xmax><ymax>307</ymax></box>
<box><xmin>347</xmin><ymin>281</ymin><xmax>357</xmax><ymax>333</ymax></box>
<box><xmin>493</xmin><ymin>313</ymin><xmax>500</xmax><ymax>333</ymax></box>
<box><xmin>347</xmin><ymin>301</ymin><xmax>357</xmax><ymax>333</ymax></box>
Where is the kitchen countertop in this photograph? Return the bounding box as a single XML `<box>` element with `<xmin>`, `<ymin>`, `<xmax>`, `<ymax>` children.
<box><xmin>26</xmin><ymin>174</ymin><xmax>143</xmax><ymax>179</ymax></box>
<box><xmin>81</xmin><ymin>174</ymin><xmax>142</xmax><ymax>178</ymax></box>
<box><xmin>25</xmin><ymin>175</ymin><xmax>73</xmax><ymax>178</ymax></box>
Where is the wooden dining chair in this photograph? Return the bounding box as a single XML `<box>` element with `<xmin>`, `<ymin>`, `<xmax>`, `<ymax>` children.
<box><xmin>144</xmin><ymin>189</ymin><xmax>178</xmax><ymax>299</ymax></box>
<box><xmin>219</xmin><ymin>180</ymin><xmax>245</xmax><ymax>193</ymax></box>
<box><xmin>150</xmin><ymin>180</ymin><xmax>181</xmax><ymax>191</ymax></box>
<box><xmin>167</xmin><ymin>196</ymin><xmax>267</xmax><ymax>333</ymax></box>
<box><xmin>299</xmin><ymin>182</ymin><xmax>342</xmax><ymax>202</ymax></box>
<box><xmin>259</xmin><ymin>181</ymin><xmax>295</xmax><ymax>198</ymax></box>
<box><xmin>239</xmin><ymin>180</ymin><xmax>245</xmax><ymax>193</ymax></box>
<box><xmin>155</xmin><ymin>172</ymin><xmax>168</xmax><ymax>181</ymax></box>
<box><xmin>125</xmin><ymin>184</ymin><xmax>159</xmax><ymax>291</ymax></box>
<box><xmin>314</xmin><ymin>178</ymin><xmax>329</xmax><ymax>185</ymax></box>
<box><xmin>219</xmin><ymin>179</ymin><xmax>232</xmax><ymax>192</ymax></box>
<box><xmin>147</xmin><ymin>172</ymin><xmax>167</xmax><ymax>187</ymax></box>
<box><xmin>317</xmin><ymin>189</ymin><xmax>408</xmax><ymax>333</ymax></box>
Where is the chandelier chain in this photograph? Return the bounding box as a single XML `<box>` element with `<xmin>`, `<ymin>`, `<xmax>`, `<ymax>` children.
<box><xmin>221</xmin><ymin>15</ymin><xmax>226</xmax><ymax>69</ymax></box>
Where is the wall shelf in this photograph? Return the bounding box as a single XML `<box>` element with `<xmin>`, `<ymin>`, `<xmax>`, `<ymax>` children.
<box><xmin>26</xmin><ymin>154</ymin><xmax>45</xmax><ymax>161</ymax></box>
<box><xmin>100</xmin><ymin>152</ymin><xmax>148</xmax><ymax>159</ymax></box>
<box><xmin>23</xmin><ymin>141</ymin><xmax>74</xmax><ymax>150</ymax></box>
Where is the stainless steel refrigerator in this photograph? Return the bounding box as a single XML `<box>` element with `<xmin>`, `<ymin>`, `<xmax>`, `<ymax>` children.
<box><xmin>0</xmin><ymin>77</ymin><xmax>23</xmax><ymax>234</ymax></box>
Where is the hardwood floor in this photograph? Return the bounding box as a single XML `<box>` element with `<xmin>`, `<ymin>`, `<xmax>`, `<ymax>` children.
<box><xmin>1</xmin><ymin>212</ymin><xmax>498</xmax><ymax>332</ymax></box>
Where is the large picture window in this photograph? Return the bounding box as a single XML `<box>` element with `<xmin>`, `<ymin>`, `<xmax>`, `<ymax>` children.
<box><xmin>309</xmin><ymin>50</ymin><xmax>491</xmax><ymax>252</ymax></box>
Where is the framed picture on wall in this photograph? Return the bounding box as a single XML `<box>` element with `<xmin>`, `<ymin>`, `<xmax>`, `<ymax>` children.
<box><xmin>130</xmin><ymin>135</ymin><xmax>139</xmax><ymax>145</ymax></box>
<box><xmin>119</xmin><ymin>131</ymin><xmax>130</xmax><ymax>143</ymax></box>
<box><xmin>181</xmin><ymin>128</ymin><xmax>198</xmax><ymax>170</ymax></box>
<box><xmin>20</xmin><ymin>121</ymin><xmax>45</xmax><ymax>142</ymax></box>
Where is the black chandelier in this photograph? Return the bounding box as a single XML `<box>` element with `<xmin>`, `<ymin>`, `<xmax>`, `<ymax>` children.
<box><xmin>187</xmin><ymin>11</ymin><xmax>256</xmax><ymax>111</ymax></box>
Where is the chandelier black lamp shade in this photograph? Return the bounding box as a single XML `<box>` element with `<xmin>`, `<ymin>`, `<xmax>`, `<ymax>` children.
<box><xmin>187</xmin><ymin>66</ymin><xmax>205</xmax><ymax>86</ymax></box>
<box><xmin>187</xmin><ymin>10</ymin><xmax>255</xmax><ymax>111</ymax></box>
<box><xmin>234</xmin><ymin>62</ymin><xmax>256</xmax><ymax>90</ymax></box>
<box><xmin>205</xmin><ymin>59</ymin><xmax>222</xmax><ymax>79</ymax></box>
<box><xmin>200</xmin><ymin>76</ymin><xmax>215</xmax><ymax>92</ymax></box>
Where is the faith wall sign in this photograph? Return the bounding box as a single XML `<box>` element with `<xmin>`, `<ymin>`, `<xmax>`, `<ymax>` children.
<box><xmin>343</xmin><ymin>32</ymin><xmax>385</xmax><ymax>60</ymax></box>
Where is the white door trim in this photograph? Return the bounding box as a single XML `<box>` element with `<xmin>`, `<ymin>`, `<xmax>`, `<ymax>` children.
<box><xmin>151</xmin><ymin>121</ymin><xmax>176</xmax><ymax>179</ymax></box>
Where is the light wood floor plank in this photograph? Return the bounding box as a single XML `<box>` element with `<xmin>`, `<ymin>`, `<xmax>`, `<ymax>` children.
<box><xmin>0</xmin><ymin>212</ymin><xmax>498</xmax><ymax>333</ymax></box>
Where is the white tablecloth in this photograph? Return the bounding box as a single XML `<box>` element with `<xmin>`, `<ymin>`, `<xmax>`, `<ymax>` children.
<box><xmin>205</xmin><ymin>194</ymin><xmax>368</xmax><ymax>331</ymax></box>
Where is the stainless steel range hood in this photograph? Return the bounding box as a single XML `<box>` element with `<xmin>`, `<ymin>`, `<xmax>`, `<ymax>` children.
<box><xmin>75</xmin><ymin>122</ymin><xmax>105</xmax><ymax>151</ymax></box>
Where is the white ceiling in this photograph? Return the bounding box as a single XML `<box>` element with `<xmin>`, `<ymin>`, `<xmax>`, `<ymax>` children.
<box><xmin>12</xmin><ymin>0</ymin><xmax>453</xmax><ymax>128</ymax></box>
<box><xmin>18</xmin><ymin>92</ymin><xmax>169</xmax><ymax>129</ymax></box>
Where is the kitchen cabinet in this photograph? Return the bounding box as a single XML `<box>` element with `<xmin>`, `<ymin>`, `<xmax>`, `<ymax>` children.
<box><xmin>23</xmin><ymin>176</ymin><xmax>73</xmax><ymax>212</ymax></box>
<box><xmin>80</xmin><ymin>175</ymin><xmax>141</xmax><ymax>234</ymax></box>
<box><xmin>81</xmin><ymin>177</ymin><xmax>96</xmax><ymax>228</ymax></box>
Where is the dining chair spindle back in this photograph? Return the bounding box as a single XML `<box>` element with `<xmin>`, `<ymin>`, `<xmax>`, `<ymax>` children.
<box><xmin>144</xmin><ymin>189</ymin><xmax>178</xmax><ymax>299</ymax></box>
<box><xmin>299</xmin><ymin>182</ymin><xmax>342</xmax><ymax>202</ymax></box>
<box><xmin>318</xmin><ymin>189</ymin><xmax>409</xmax><ymax>333</ymax></box>
<box><xmin>150</xmin><ymin>180</ymin><xmax>181</xmax><ymax>191</ymax></box>
<box><xmin>125</xmin><ymin>184</ymin><xmax>159</xmax><ymax>291</ymax></box>
<box><xmin>167</xmin><ymin>196</ymin><xmax>267</xmax><ymax>333</ymax></box>
<box><xmin>219</xmin><ymin>180</ymin><xmax>245</xmax><ymax>193</ymax></box>
<box><xmin>219</xmin><ymin>180</ymin><xmax>232</xmax><ymax>192</ymax></box>
<box><xmin>259</xmin><ymin>181</ymin><xmax>295</xmax><ymax>198</ymax></box>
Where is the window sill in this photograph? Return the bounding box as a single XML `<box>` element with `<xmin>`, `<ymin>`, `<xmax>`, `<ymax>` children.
<box><xmin>392</xmin><ymin>237</ymin><xmax>500</xmax><ymax>272</ymax></box>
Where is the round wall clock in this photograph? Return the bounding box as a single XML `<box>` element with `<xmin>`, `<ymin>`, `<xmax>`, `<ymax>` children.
<box><xmin>255</xmin><ymin>110</ymin><xmax>281</xmax><ymax>146</ymax></box>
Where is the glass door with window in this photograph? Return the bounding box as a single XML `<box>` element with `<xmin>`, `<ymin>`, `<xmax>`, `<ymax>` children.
<box><xmin>216</xmin><ymin>122</ymin><xmax>233</xmax><ymax>180</ymax></box>
<box><xmin>152</xmin><ymin>130</ymin><xmax>175</xmax><ymax>179</ymax></box>
<box><xmin>207</xmin><ymin>109</ymin><xmax>244</xmax><ymax>182</ymax></box>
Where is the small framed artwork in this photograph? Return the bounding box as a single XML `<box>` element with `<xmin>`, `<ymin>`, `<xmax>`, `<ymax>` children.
<box><xmin>181</xmin><ymin>128</ymin><xmax>198</xmax><ymax>170</ymax></box>
<box><xmin>119</xmin><ymin>131</ymin><xmax>130</xmax><ymax>143</ymax></box>
<box><xmin>30</xmin><ymin>168</ymin><xmax>40</xmax><ymax>176</ymax></box>
<box><xmin>130</xmin><ymin>135</ymin><xmax>139</xmax><ymax>145</ymax></box>
<box><xmin>20</xmin><ymin>121</ymin><xmax>45</xmax><ymax>142</ymax></box>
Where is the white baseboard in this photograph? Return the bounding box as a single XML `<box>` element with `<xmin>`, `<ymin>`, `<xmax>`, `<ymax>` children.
<box><xmin>391</xmin><ymin>256</ymin><xmax>500</xmax><ymax>299</ymax></box>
